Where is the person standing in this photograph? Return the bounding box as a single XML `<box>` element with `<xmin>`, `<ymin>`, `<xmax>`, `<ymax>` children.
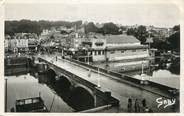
<box><xmin>56</xmin><ymin>56</ymin><xmax>58</xmax><ymax>61</ymax></box>
<box><xmin>134</xmin><ymin>99</ymin><xmax>140</xmax><ymax>112</ymax></box>
<box><xmin>127</xmin><ymin>98</ymin><xmax>132</xmax><ymax>112</ymax></box>
<box><xmin>142</xmin><ymin>98</ymin><xmax>146</xmax><ymax>107</ymax></box>
<box><xmin>88</xmin><ymin>69</ymin><xmax>91</xmax><ymax>77</ymax></box>
<box><xmin>141</xmin><ymin>98</ymin><xmax>147</xmax><ymax>112</ymax></box>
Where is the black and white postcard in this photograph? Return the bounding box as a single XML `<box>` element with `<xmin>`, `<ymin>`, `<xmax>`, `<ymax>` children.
<box><xmin>1</xmin><ymin>0</ymin><xmax>183</xmax><ymax>115</ymax></box>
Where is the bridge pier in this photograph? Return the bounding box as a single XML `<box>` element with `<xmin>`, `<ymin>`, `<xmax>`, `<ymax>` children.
<box><xmin>36</xmin><ymin>63</ymin><xmax>48</xmax><ymax>74</ymax></box>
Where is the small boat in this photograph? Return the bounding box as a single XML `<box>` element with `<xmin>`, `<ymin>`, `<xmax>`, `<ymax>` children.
<box><xmin>15</xmin><ymin>96</ymin><xmax>49</xmax><ymax>112</ymax></box>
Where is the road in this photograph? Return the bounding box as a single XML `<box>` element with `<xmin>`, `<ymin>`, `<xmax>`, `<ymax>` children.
<box><xmin>39</xmin><ymin>55</ymin><xmax>177</xmax><ymax>112</ymax></box>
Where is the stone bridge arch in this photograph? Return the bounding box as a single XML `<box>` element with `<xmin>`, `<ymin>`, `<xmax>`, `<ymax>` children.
<box><xmin>46</xmin><ymin>68</ymin><xmax>57</xmax><ymax>84</ymax></box>
<box><xmin>56</xmin><ymin>74</ymin><xmax>73</xmax><ymax>91</ymax></box>
<box><xmin>70</xmin><ymin>84</ymin><xmax>95</xmax><ymax>111</ymax></box>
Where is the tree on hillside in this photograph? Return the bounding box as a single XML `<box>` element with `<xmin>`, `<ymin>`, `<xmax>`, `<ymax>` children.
<box><xmin>17</xmin><ymin>20</ymin><xmax>42</xmax><ymax>35</ymax></box>
<box><xmin>127</xmin><ymin>25</ymin><xmax>148</xmax><ymax>44</ymax></box>
<box><xmin>102</xmin><ymin>22</ymin><xmax>120</xmax><ymax>35</ymax></box>
<box><xmin>168</xmin><ymin>31</ymin><xmax>180</xmax><ymax>52</ymax></box>
<box><xmin>127</xmin><ymin>28</ymin><xmax>137</xmax><ymax>36</ymax></box>
<box><xmin>84</xmin><ymin>22</ymin><xmax>99</xmax><ymax>34</ymax></box>
<box><xmin>71</xmin><ymin>20</ymin><xmax>83</xmax><ymax>28</ymax></box>
<box><xmin>5</xmin><ymin>20</ymin><xmax>42</xmax><ymax>35</ymax></box>
<box><xmin>5</xmin><ymin>20</ymin><xmax>83</xmax><ymax>36</ymax></box>
<box><xmin>135</xmin><ymin>25</ymin><xmax>148</xmax><ymax>44</ymax></box>
<box><xmin>151</xmin><ymin>37</ymin><xmax>169</xmax><ymax>51</ymax></box>
<box><xmin>173</xmin><ymin>25</ymin><xmax>180</xmax><ymax>32</ymax></box>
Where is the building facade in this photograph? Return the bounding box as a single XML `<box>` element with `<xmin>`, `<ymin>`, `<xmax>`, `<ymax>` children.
<box><xmin>77</xmin><ymin>34</ymin><xmax>150</xmax><ymax>72</ymax></box>
<box><xmin>105</xmin><ymin>35</ymin><xmax>149</xmax><ymax>62</ymax></box>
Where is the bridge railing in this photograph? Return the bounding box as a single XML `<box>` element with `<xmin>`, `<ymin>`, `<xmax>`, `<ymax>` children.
<box><xmin>64</xmin><ymin>58</ymin><xmax>142</xmax><ymax>83</ymax></box>
<box><xmin>38</xmin><ymin>56</ymin><xmax>177</xmax><ymax>99</ymax></box>
<box><xmin>64</xmin><ymin>58</ymin><xmax>178</xmax><ymax>96</ymax></box>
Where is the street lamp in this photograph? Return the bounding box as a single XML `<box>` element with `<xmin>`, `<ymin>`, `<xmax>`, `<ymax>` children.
<box><xmin>146</xmin><ymin>32</ymin><xmax>153</xmax><ymax>57</ymax></box>
<box><xmin>97</xmin><ymin>66</ymin><xmax>101</xmax><ymax>88</ymax></box>
<box><xmin>140</xmin><ymin>61</ymin><xmax>145</xmax><ymax>84</ymax></box>
<box><xmin>87</xmin><ymin>50</ymin><xmax>90</xmax><ymax>65</ymax></box>
<box><xmin>141</xmin><ymin>61</ymin><xmax>144</xmax><ymax>75</ymax></box>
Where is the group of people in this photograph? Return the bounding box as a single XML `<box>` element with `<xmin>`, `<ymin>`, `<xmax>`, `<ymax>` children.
<box><xmin>127</xmin><ymin>98</ymin><xmax>153</xmax><ymax>113</ymax></box>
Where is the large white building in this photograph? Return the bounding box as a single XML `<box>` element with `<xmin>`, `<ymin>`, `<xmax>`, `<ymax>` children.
<box><xmin>71</xmin><ymin>33</ymin><xmax>150</xmax><ymax>72</ymax></box>
<box><xmin>105</xmin><ymin>35</ymin><xmax>149</xmax><ymax>62</ymax></box>
<box><xmin>81</xmin><ymin>34</ymin><xmax>150</xmax><ymax>72</ymax></box>
<box><xmin>90</xmin><ymin>34</ymin><xmax>149</xmax><ymax>62</ymax></box>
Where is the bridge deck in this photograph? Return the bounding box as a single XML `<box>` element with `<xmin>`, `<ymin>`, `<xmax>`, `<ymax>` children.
<box><xmin>39</xmin><ymin>55</ymin><xmax>177</xmax><ymax>112</ymax></box>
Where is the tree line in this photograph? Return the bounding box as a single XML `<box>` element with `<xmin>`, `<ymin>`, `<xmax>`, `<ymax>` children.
<box><xmin>84</xmin><ymin>22</ymin><xmax>122</xmax><ymax>35</ymax></box>
<box><xmin>5</xmin><ymin>20</ymin><xmax>123</xmax><ymax>36</ymax></box>
<box><xmin>5</xmin><ymin>19</ymin><xmax>83</xmax><ymax>36</ymax></box>
<box><xmin>126</xmin><ymin>25</ymin><xmax>180</xmax><ymax>52</ymax></box>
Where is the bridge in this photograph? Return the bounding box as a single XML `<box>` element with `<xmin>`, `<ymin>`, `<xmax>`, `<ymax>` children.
<box><xmin>35</xmin><ymin>54</ymin><xmax>179</xmax><ymax>112</ymax></box>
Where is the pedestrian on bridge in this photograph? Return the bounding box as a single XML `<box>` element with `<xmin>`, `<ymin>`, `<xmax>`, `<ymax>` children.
<box><xmin>127</xmin><ymin>98</ymin><xmax>132</xmax><ymax>112</ymax></box>
<box><xmin>134</xmin><ymin>99</ymin><xmax>140</xmax><ymax>112</ymax></box>
<box><xmin>88</xmin><ymin>69</ymin><xmax>91</xmax><ymax>77</ymax></box>
<box><xmin>142</xmin><ymin>98</ymin><xmax>147</xmax><ymax>108</ymax></box>
<box><xmin>56</xmin><ymin>56</ymin><xmax>58</xmax><ymax>61</ymax></box>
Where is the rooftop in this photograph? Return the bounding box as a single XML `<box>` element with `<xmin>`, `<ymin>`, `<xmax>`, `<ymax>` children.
<box><xmin>106</xmin><ymin>34</ymin><xmax>140</xmax><ymax>44</ymax></box>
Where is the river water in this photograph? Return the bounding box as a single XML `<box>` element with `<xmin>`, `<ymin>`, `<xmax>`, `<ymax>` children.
<box><xmin>6</xmin><ymin>74</ymin><xmax>74</xmax><ymax>112</ymax></box>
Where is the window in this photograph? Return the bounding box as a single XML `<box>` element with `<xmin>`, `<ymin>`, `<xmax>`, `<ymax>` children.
<box><xmin>102</xmin><ymin>50</ymin><xmax>105</xmax><ymax>55</ymax></box>
<box><xmin>143</xmin><ymin>49</ymin><xmax>147</xmax><ymax>51</ymax></box>
<box><xmin>98</xmin><ymin>50</ymin><xmax>101</xmax><ymax>55</ymax></box>
<box><xmin>110</xmin><ymin>50</ymin><xmax>115</xmax><ymax>54</ymax></box>
<box><xmin>95</xmin><ymin>42</ymin><xmax>104</xmax><ymax>46</ymax></box>
<box><xmin>94</xmin><ymin>51</ymin><xmax>97</xmax><ymax>55</ymax></box>
<box><xmin>121</xmin><ymin>50</ymin><xmax>125</xmax><ymax>53</ymax></box>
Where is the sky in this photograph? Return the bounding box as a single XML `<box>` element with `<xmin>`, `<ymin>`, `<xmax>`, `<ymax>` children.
<box><xmin>5</xmin><ymin>1</ymin><xmax>180</xmax><ymax>28</ymax></box>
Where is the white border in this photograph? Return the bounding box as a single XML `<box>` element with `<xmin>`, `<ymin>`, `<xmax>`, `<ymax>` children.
<box><xmin>0</xmin><ymin>0</ymin><xmax>183</xmax><ymax>115</ymax></box>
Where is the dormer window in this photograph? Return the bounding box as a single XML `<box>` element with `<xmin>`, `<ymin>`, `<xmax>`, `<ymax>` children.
<box><xmin>95</xmin><ymin>42</ymin><xmax>104</xmax><ymax>46</ymax></box>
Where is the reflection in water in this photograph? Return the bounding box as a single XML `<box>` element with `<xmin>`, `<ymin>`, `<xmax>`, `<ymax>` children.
<box><xmin>154</xmin><ymin>57</ymin><xmax>180</xmax><ymax>75</ymax></box>
<box><xmin>37</xmin><ymin>72</ymin><xmax>95</xmax><ymax>111</ymax></box>
<box><xmin>6</xmin><ymin>74</ymin><xmax>74</xmax><ymax>112</ymax></box>
<box><xmin>5</xmin><ymin>63</ymin><xmax>100</xmax><ymax>112</ymax></box>
<box><xmin>123</xmin><ymin>58</ymin><xmax>180</xmax><ymax>89</ymax></box>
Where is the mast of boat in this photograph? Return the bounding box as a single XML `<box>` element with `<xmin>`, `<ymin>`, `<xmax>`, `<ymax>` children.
<box><xmin>49</xmin><ymin>94</ymin><xmax>56</xmax><ymax>112</ymax></box>
<box><xmin>141</xmin><ymin>61</ymin><xmax>144</xmax><ymax>81</ymax></box>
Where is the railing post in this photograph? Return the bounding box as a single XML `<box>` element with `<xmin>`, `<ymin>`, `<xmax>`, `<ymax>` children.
<box><xmin>97</xmin><ymin>67</ymin><xmax>101</xmax><ymax>88</ymax></box>
<box><xmin>94</xmin><ymin>90</ymin><xmax>97</xmax><ymax>107</ymax></box>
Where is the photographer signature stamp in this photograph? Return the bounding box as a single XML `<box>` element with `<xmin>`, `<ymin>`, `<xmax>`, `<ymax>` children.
<box><xmin>156</xmin><ymin>97</ymin><xmax>176</xmax><ymax>109</ymax></box>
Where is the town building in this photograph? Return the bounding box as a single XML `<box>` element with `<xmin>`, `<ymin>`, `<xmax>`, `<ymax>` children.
<box><xmin>105</xmin><ymin>35</ymin><xmax>149</xmax><ymax>62</ymax></box>
<box><xmin>146</xmin><ymin>26</ymin><xmax>173</xmax><ymax>38</ymax></box>
<box><xmin>104</xmin><ymin>35</ymin><xmax>149</xmax><ymax>72</ymax></box>
<box><xmin>5</xmin><ymin>33</ymin><xmax>38</xmax><ymax>53</ymax></box>
<box><xmin>72</xmin><ymin>34</ymin><xmax>150</xmax><ymax>72</ymax></box>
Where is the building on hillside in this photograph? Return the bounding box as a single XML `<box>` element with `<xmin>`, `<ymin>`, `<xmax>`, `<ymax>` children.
<box><xmin>5</xmin><ymin>35</ymin><xmax>11</xmax><ymax>52</ymax></box>
<box><xmin>146</xmin><ymin>26</ymin><xmax>173</xmax><ymax>38</ymax></box>
<box><xmin>28</xmin><ymin>39</ymin><xmax>38</xmax><ymax>51</ymax></box>
<box><xmin>8</xmin><ymin>39</ymin><xmax>28</xmax><ymax>52</ymax></box>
